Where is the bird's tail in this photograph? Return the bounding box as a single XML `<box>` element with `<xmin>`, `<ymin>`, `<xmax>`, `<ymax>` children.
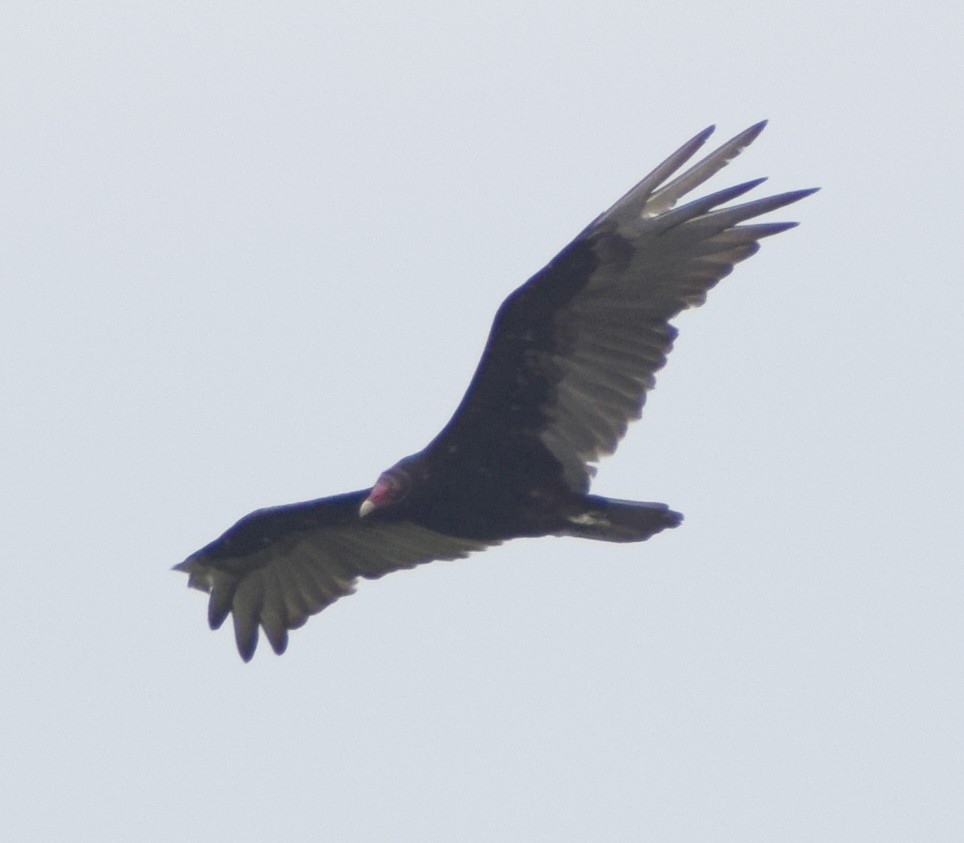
<box><xmin>558</xmin><ymin>495</ymin><xmax>682</xmax><ymax>543</ymax></box>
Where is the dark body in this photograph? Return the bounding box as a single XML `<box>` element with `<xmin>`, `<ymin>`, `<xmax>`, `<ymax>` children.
<box><xmin>177</xmin><ymin>122</ymin><xmax>815</xmax><ymax>660</ymax></box>
<box><xmin>405</xmin><ymin>239</ymin><xmax>605</xmax><ymax>540</ymax></box>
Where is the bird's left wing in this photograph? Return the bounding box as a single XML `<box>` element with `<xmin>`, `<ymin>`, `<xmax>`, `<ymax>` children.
<box><xmin>175</xmin><ymin>491</ymin><xmax>490</xmax><ymax>660</ymax></box>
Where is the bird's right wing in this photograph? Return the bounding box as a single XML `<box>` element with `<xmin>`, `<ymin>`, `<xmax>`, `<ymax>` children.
<box><xmin>435</xmin><ymin>123</ymin><xmax>816</xmax><ymax>490</ymax></box>
<box><xmin>174</xmin><ymin>491</ymin><xmax>491</xmax><ymax>660</ymax></box>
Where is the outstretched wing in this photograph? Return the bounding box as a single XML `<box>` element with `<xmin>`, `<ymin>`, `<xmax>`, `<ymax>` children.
<box><xmin>175</xmin><ymin>491</ymin><xmax>490</xmax><ymax>660</ymax></box>
<box><xmin>435</xmin><ymin>122</ymin><xmax>816</xmax><ymax>490</ymax></box>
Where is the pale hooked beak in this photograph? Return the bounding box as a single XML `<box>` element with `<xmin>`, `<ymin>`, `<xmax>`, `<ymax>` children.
<box><xmin>359</xmin><ymin>478</ymin><xmax>389</xmax><ymax>518</ymax></box>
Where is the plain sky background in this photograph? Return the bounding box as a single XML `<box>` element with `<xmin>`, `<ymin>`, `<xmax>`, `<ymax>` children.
<box><xmin>3</xmin><ymin>3</ymin><xmax>962</xmax><ymax>840</ymax></box>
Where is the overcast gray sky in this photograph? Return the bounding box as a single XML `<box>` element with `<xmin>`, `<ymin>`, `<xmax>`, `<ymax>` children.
<box><xmin>3</xmin><ymin>3</ymin><xmax>963</xmax><ymax>840</ymax></box>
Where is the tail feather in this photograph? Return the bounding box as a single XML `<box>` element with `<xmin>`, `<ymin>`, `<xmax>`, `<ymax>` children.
<box><xmin>559</xmin><ymin>495</ymin><xmax>682</xmax><ymax>543</ymax></box>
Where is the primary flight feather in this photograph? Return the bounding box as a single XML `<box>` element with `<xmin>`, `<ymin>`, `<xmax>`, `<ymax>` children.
<box><xmin>176</xmin><ymin>121</ymin><xmax>816</xmax><ymax>660</ymax></box>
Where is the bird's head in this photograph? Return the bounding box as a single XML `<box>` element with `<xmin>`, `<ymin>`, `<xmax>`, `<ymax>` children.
<box><xmin>359</xmin><ymin>458</ymin><xmax>418</xmax><ymax>517</ymax></box>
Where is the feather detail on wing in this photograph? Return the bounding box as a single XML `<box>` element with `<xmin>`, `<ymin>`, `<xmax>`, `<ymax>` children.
<box><xmin>174</xmin><ymin>491</ymin><xmax>490</xmax><ymax>660</ymax></box>
<box><xmin>437</xmin><ymin>123</ymin><xmax>817</xmax><ymax>490</ymax></box>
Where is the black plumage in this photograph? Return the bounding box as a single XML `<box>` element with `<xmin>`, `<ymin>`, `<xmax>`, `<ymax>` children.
<box><xmin>176</xmin><ymin>121</ymin><xmax>816</xmax><ymax>660</ymax></box>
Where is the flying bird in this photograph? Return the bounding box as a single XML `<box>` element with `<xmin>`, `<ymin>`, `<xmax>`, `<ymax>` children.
<box><xmin>176</xmin><ymin>121</ymin><xmax>815</xmax><ymax>660</ymax></box>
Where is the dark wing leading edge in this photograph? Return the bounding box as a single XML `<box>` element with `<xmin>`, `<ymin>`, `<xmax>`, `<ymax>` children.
<box><xmin>175</xmin><ymin>492</ymin><xmax>490</xmax><ymax>660</ymax></box>
<box><xmin>435</xmin><ymin>122</ymin><xmax>816</xmax><ymax>490</ymax></box>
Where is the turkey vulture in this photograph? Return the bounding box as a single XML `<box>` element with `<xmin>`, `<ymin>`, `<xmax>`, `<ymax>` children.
<box><xmin>176</xmin><ymin>121</ymin><xmax>815</xmax><ymax>660</ymax></box>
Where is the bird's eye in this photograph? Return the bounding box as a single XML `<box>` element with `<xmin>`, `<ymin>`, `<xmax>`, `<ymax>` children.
<box><xmin>383</xmin><ymin>468</ymin><xmax>410</xmax><ymax>500</ymax></box>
